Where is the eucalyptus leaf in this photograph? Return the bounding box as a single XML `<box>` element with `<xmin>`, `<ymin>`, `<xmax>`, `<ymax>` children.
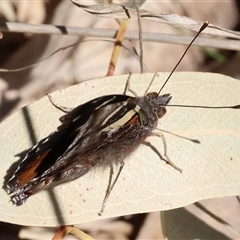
<box><xmin>0</xmin><ymin>72</ymin><xmax>240</xmax><ymax>226</ymax></box>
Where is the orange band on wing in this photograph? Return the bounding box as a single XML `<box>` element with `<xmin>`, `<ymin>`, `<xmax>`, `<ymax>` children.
<box><xmin>17</xmin><ymin>150</ymin><xmax>50</xmax><ymax>186</ymax></box>
<box><xmin>126</xmin><ymin>114</ymin><xmax>139</xmax><ymax>125</ymax></box>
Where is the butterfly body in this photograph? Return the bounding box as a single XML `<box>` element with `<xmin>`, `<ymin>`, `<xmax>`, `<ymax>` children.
<box><xmin>5</xmin><ymin>92</ymin><xmax>171</xmax><ymax>205</ymax></box>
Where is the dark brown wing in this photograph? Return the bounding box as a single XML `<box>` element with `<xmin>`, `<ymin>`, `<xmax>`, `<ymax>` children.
<box><xmin>6</xmin><ymin>92</ymin><xmax>172</xmax><ymax>205</ymax></box>
<box><xmin>5</xmin><ymin>94</ymin><xmax>138</xmax><ymax>204</ymax></box>
<box><xmin>10</xmin><ymin>110</ymin><xmax>149</xmax><ymax>205</ymax></box>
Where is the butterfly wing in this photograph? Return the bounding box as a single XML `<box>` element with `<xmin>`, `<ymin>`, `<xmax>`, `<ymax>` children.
<box><xmin>5</xmin><ymin>94</ymin><xmax>138</xmax><ymax>204</ymax></box>
<box><xmin>6</xmin><ymin>92</ymin><xmax>172</xmax><ymax>205</ymax></box>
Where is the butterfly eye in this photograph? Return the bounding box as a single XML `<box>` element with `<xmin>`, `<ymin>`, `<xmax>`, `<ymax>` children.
<box><xmin>146</xmin><ymin>92</ymin><xmax>158</xmax><ymax>100</ymax></box>
<box><xmin>157</xmin><ymin>107</ymin><xmax>167</xmax><ymax>118</ymax></box>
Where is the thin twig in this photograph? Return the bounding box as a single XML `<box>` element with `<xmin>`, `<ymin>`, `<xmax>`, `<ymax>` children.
<box><xmin>0</xmin><ymin>22</ymin><xmax>240</xmax><ymax>50</ymax></box>
<box><xmin>0</xmin><ymin>38</ymin><xmax>149</xmax><ymax>73</ymax></box>
<box><xmin>134</xmin><ymin>0</ymin><xmax>143</xmax><ymax>73</ymax></box>
<box><xmin>106</xmin><ymin>19</ymin><xmax>130</xmax><ymax>76</ymax></box>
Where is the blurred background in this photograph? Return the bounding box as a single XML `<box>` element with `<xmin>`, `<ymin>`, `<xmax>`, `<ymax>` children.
<box><xmin>0</xmin><ymin>1</ymin><xmax>240</xmax><ymax>239</ymax></box>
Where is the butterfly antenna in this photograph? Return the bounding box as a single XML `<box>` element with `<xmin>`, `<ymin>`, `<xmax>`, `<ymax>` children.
<box><xmin>167</xmin><ymin>104</ymin><xmax>240</xmax><ymax>109</ymax></box>
<box><xmin>158</xmin><ymin>21</ymin><xmax>209</xmax><ymax>95</ymax></box>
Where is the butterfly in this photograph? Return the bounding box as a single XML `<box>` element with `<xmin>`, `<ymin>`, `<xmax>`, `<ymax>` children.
<box><xmin>5</xmin><ymin>82</ymin><xmax>179</xmax><ymax>207</ymax></box>
<box><xmin>5</xmin><ymin>21</ymin><xmax>222</xmax><ymax>215</ymax></box>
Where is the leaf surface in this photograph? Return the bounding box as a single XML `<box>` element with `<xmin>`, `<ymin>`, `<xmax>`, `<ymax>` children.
<box><xmin>0</xmin><ymin>72</ymin><xmax>240</xmax><ymax>226</ymax></box>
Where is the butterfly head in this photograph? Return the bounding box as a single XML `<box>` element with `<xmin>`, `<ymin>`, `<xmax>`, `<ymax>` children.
<box><xmin>145</xmin><ymin>92</ymin><xmax>172</xmax><ymax>118</ymax></box>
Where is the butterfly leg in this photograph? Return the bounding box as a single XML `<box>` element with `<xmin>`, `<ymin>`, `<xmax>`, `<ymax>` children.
<box><xmin>124</xmin><ymin>72</ymin><xmax>139</xmax><ymax>97</ymax></box>
<box><xmin>148</xmin><ymin>132</ymin><xmax>182</xmax><ymax>173</ymax></box>
<box><xmin>98</xmin><ymin>161</ymin><xmax>125</xmax><ymax>216</ymax></box>
<box><xmin>47</xmin><ymin>94</ymin><xmax>73</xmax><ymax>113</ymax></box>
